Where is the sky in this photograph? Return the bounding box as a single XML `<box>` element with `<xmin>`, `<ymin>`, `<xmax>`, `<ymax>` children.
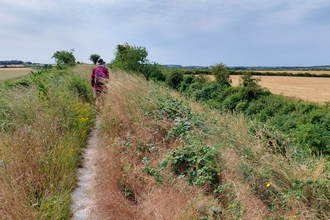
<box><xmin>1</xmin><ymin>0</ymin><xmax>330</xmax><ymax>67</ymax></box>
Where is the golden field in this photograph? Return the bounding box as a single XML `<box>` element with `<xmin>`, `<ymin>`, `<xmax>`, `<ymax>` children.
<box><xmin>0</xmin><ymin>68</ymin><xmax>31</xmax><ymax>81</ymax></box>
<box><xmin>254</xmin><ymin>70</ymin><xmax>330</xmax><ymax>75</ymax></box>
<box><xmin>231</xmin><ymin>75</ymin><xmax>330</xmax><ymax>104</ymax></box>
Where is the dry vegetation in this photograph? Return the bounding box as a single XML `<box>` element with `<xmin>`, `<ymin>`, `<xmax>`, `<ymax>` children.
<box><xmin>0</xmin><ymin>68</ymin><xmax>31</xmax><ymax>81</ymax></box>
<box><xmin>87</xmin><ymin>70</ymin><xmax>330</xmax><ymax>219</ymax></box>
<box><xmin>206</xmin><ymin>73</ymin><xmax>330</xmax><ymax>103</ymax></box>
<box><xmin>230</xmin><ymin>75</ymin><xmax>330</xmax><ymax>103</ymax></box>
<box><xmin>1</xmin><ymin>65</ymin><xmax>329</xmax><ymax>219</ymax></box>
<box><xmin>0</xmin><ymin>67</ymin><xmax>96</xmax><ymax>219</ymax></box>
<box><xmin>254</xmin><ymin>70</ymin><xmax>330</xmax><ymax>75</ymax></box>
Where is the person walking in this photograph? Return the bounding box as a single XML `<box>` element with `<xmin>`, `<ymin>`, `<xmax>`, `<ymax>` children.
<box><xmin>90</xmin><ymin>58</ymin><xmax>110</xmax><ymax>109</ymax></box>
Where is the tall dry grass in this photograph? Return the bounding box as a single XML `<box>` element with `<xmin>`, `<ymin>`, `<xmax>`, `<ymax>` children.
<box><xmin>92</xmin><ymin>70</ymin><xmax>221</xmax><ymax>219</ymax></box>
<box><xmin>0</xmin><ymin>66</ymin><xmax>96</xmax><ymax>219</ymax></box>
<box><xmin>92</xmin><ymin>69</ymin><xmax>330</xmax><ymax>219</ymax></box>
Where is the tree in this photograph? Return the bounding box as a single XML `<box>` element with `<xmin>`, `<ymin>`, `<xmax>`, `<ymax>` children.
<box><xmin>89</xmin><ymin>54</ymin><xmax>100</xmax><ymax>65</ymax></box>
<box><xmin>239</xmin><ymin>71</ymin><xmax>261</xmax><ymax>88</ymax></box>
<box><xmin>51</xmin><ymin>49</ymin><xmax>76</xmax><ymax>68</ymax></box>
<box><xmin>210</xmin><ymin>63</ymin><xmax>231</xmax><ymax>85</ymax></box>
<box><xmin>110</xmin><ymin>43</ymin><xmax>148</xmax><ymax>73</ymax></box>
<box><xmin>166</xmin><ymin>70</ymin><xmax>184</xmax><ymax>90</ymax></box>
<box><xmin>110</xmin><ymin>43</ymin><xmax>165</xmax><ymax>81</ymax></box>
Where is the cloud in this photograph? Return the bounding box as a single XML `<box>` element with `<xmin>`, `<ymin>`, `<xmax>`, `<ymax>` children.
<box><xmin>1</xmin><ymin>0</ymin><xmax>330</xmax><ymax>66</ymax></box>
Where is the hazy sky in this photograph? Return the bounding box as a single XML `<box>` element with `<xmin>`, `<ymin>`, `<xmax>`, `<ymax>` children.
<box><xmin>1</xmin><ymin>0</ymin><xmax>330</xmax><ymax>66</ymax></box>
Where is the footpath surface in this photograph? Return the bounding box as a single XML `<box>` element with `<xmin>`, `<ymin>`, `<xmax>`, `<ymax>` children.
<box><xmin>71</xmin><ymin>119</ymin><xmax>99</xmax><ymax>219</ymax></box>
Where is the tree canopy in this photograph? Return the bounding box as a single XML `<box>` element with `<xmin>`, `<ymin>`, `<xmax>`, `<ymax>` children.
<box><xmin>52</xmin><ymin>50</ymin><xmax>76</xmax><ymax>68</ymax></box>
<box><xmin>210</xmin><ymin>63</ymin><xmax>231</xmax><ymax>85</ymax></box>
<box><xmin>89</xmin><ymin>54</ymin><xmax>100</xmax><ymax>65</ymax></box>
<box><xmin>110</xmin><ymin>43</ymin><xmax>149</xmax><ymax>73</ymax></box>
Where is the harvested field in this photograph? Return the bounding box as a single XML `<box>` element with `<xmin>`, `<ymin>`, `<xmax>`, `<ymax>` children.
<box><xmin>231</xmin><ymin>75</ymin><xmax>330</xmax><ymax>104</ymax></box>
<box><xmin>0</xmin><ymin>68</ymin><xmax>31</xmax><ymax>81</ymax></box>
<box><xmin>252</xmin><ymin>70</ymin><xmax>330</xmax><ymax>75</ymax></box>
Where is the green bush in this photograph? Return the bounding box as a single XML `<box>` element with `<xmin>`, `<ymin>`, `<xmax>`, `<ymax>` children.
<box><xmin>167</xmin><ymin>141</ymin><xmax>219</xmax><ymax>190</ymax></box>
<box><xmin>110</xmin><ymin>43</ymin><xmax>148</xmax><ymax>73</ymax></box>
<box><xmin>52</xmin><ymin>50</ymin><xmax>76</xmax><ymax>68</ymax></box>
<box><xmin>65</xmin><ymin>73</ymin><xmax>94</xmax><ymax>103</ymax></box>
<box><xmin>166</xmin><ymin>70</ymin><xmax>184</xmax><ymax>90</ymax></box>
<box><xmin>178</xmin><ymin>75</ymin><xmax>196</xmax><ymax>93</ymax></box>
<box><xmin>142</xmin><ymin>63</ymin><xmax>166</xmax><ymax>81</ymax></box>
<box><xmin>210</xmin><ymin>63</ymin><xmax>231</xmax><ymax>85</ymax></box>
<box><xmin>194</xmin><ymin>82</ymin><xmax>229</xmax><ymax>102</ymax></box>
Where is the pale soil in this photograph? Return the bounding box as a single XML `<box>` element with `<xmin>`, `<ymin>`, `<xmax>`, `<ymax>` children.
<box><xmin>71</xmin><ymin>119</ymin><xmax>99</xmax><ymax>219</ymax></box>
<box><xmin>230</xmin><ymin>75</ymin><xmax>330</xmax><ymax>104</ymax></box>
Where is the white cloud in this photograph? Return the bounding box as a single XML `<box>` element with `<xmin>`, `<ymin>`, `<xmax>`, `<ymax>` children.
<box><xmin>1</xmin><ymin>0</ymin><xmax>330</xmax><ymax>65</ymax></box>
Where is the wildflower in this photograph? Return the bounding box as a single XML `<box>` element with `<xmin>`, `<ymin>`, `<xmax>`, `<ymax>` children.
<box><xmin>266</xmin><ymin>183</ymin><xmax>271</xmax><ymax>188</ymax></box>
<box><xmin>70</xmin><ymin>148</ymin><xmax>75</xmax><ymax>155</ymax></box>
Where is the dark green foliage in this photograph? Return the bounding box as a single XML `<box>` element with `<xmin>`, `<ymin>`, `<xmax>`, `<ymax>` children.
<box><xmin>110</xmin><ymin>43</ymin><xmax>164</xmax><ymax>81</ymax></box>
<box><xmin>161</xmin><ymin>66</ymin><xmax>330</xmax><ymax>154</ymax></box>
<box><xmin>239</xmin><ymin>71</ymin><xmax>260</xmax><ymax>87</ymax></box>
<box><xmin>51</xmin><ymin>50</ymin><xmax>76</xmax><ymax>68</ymax></box>
<box><xmin>0</xmin><ymin>99</ymin><xmax>13</xmax><ymax>131</ymax></box>
<box><xmin>179</xmin><ymin>75</ymin><xmax>196</xmax><ymax>93</ymax></box>
<box><xmin>30</xmin><ymin>70</ymin><xmax>49</xmax><ymax>100</ymax></box>
<box><xmin>1</xmin><ymin>77</ymin><xmax>31</xmax><ymax>89</ymax></box>
<box><xmin>166</xmin><ymin>70</ymin><xmax>184</xmax><ymax>90</ymax></box>
<box><xmin>142</xmin><ymin>62</ymin><xmax>166</xmax><ymax>81</ymax></box>
<box><xmin>194</xmin><ymin>82</ymin><xmax>229</xmax><ymax>102</ymax></box>
<box><xmin>183</xmin><ymin>75</ymin><xmax>209</xmax><ymax>97</ymax></box>
<box><xmin>168</xmin><ymin>142</ymin><xmax>219</xmax><ymax>190</ymax></box>
<box><xmin>113</xmin><ymin>44</ymin><xmax>330</xmax><ymax>156</ymax></box>
<box><xmin>248</xmin><ymin>95</ymin><xmax>330</xmax><ymax>154</ymax></box>
<box><xmin>110</xmin><ymin>43</ymin><xmax>148</xmax><ymax>73</ymax></box>
<box><xmin>153</xmin><ymin>94</ymin><xmax>193</xmax><ymax>121</ymax></box>
<box><xmin>210</xmin><ymin>63</ymin><xmax>231</xmax><ymax>85</ymax></box>
<box><xmin>221</xmin><ymin>93</ymin><xmax>243</xmax><ymax>111</ymax></box>
<box><xmin>148</xmin><ymin>94</ymin><xmax>219</xmax><ymax>189</ymax></box>
<box><xmin>214</xmin><ymin>84</ymin><xmax>271</xmax><ymax>112</ymax></box>
<box><xmin>89</xmin><ymin>54</ymin><xmax>100</xmax><ymax>65</ymax></box>
<box><xmin>65</xmin><ymin>73</ymin><xmax>94</xmax><ymax>103</ymax></box>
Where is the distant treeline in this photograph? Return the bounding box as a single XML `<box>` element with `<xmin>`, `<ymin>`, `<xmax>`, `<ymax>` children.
<box><xmin>0</xmin><ymin>60</ymin><xmax>25</xmax><ymax>65</ymax></box>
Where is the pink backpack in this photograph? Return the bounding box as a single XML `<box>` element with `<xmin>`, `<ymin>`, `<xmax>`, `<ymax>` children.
<box><xmin>94</xmin><ymin>66</ymin><xmax>106</xmax><ymax>86</ymax></box>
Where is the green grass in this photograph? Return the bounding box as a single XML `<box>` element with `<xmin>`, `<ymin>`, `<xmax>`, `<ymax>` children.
<box><xmin>1</xmin><ymin>65</ymin><xmax>329</xmax><ymax>219</ymax></box>
<box><xmin>0</xmin><ymin>65</ymin><xmax>96</xmax><ymax>219</ymax></box>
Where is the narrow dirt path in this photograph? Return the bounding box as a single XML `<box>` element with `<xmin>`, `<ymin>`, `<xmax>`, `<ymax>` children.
<box><xmin>71</xmin><ymin>119</ymin><xmax>99</xmax><ymax>219</ymax></box>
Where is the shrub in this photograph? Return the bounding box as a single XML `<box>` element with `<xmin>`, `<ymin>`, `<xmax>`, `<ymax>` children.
<box><xmin>167</xmin><ymin>141</ymin><xmax>219</xmax><ymax>190</ymax></box>
<box><xmin>194</xmin><ymin>82</ymin><xmax>229</xmax><ymax>102</ymax></box>
<box><xmin>210</xmin><ymin>63</ymin><xmax>231</xmax><ymax>85</ymax></box>
<box><xmin>166</xmin><ymin>70</ymin><xmax>184</xmax><ymax>90</ymax></box>
<box><xmin>65</xmin><ymin>73</ymin><xmax>94</xmax><ymax>103</ymax></box>
<box><xmin>52</xmin><ymin>50</ymin><xmax>76</xmax><ymax>68</ymax></box>
<box><xmin>110</xmin><ymin>43</ymin><xmax>148</xmax><ymax>73</ymax></box>
<box><xmin>178</xmin><ymin>75</ymin><xmax>196</xmax><ymax>93</ymax></box>
<box><xmin>142</xmin><ymin>63</ymin><xmax>166</xmax><ymax>81</ymax></box>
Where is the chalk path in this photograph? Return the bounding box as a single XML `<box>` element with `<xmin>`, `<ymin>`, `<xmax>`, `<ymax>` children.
<box><xmin>71</xmin><ymin>119</ymin><xmax>99</xmax><ymax>219</ymax></box>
